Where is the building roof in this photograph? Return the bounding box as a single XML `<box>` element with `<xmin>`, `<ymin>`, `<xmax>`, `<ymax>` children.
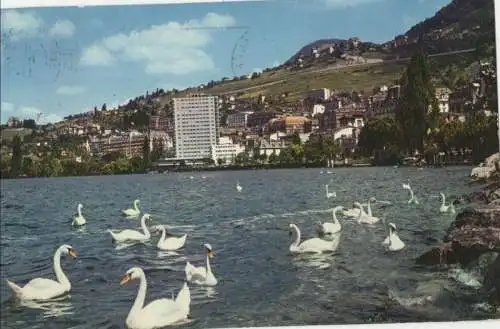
<box><xmin>282</xmin><ymin>116</ymin><xmax>310</xmax><ymax>125</ymax></box>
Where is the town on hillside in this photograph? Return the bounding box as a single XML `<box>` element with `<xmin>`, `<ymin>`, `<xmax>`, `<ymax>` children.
<box><xmin>0</xmin><ymin>0</ymin><xmax>498</xmax><ymax>178</ymax></box>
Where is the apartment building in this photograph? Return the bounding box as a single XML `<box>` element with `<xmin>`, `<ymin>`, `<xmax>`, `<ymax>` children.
<box><xmin>227</xmin><ymin>111</ymin><xmax>254</xmax><ymax>129</ymax></box>
<box><xmin>210</xmin><ymin>136</ymin><xmax>245</xmax><ymax>165</ymax></box>
<box><xmin>173</xmin><ymin>94</ymin><xmax>219</xmax><ymax>160</ymax></box>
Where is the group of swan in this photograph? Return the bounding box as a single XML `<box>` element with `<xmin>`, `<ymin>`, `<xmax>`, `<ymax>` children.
<box><xmin>402</xmin><ymin>181</ymin><xmax>456</xmax><ymax>214</ymax></box>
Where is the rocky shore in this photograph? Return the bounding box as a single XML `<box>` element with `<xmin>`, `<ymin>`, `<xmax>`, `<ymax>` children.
<box><xmin>416</xmin><ymin>153</ymin><xmax>500</xmax><ymax>308</ymax></box>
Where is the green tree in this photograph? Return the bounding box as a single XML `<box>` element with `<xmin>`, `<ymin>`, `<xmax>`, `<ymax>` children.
<box><xmin>150</xmin><ymin>138</ymin><xmax>164</xmax><ymax>163</ymax></box>
<box><xmin>395</xmin><ymin>50</ymin><xmax>438</xmax><ymax>155</ymax></box>
<box><xmin>358</xmin><ymin>117</ymin><xmax>400</xmax><ymax>156</ymax></box>
<box><xmin>217</xmin><ymin>158</ymin><xmax>224</xmax><ymax>166</ymax></box>
<box><xmin>142</xmin><ymin>136</ymin><xmax>151</xmax><ymax>169</ymax></box>
<box><xmin>10</xmin><ymin>135</ymin><xmax>23</xmax><ymax>178</ymax></box>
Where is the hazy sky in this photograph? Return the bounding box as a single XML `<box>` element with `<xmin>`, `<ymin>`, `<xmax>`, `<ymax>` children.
<box><xmin>0</xmin><ymin>0</ymin><xmax>450</xmax><ymax>123</ymax></box>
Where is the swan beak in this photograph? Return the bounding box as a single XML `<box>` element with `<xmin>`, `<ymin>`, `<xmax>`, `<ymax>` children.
<box><xmin>68</xmin><ymin>249</ymin><xmax>77</xmax><ymax>258</ymax></box>
<box><xmin>207</xmin><ymin>250</ymin><xmax>215</xmax><ymax>258</ymax></box>
<box><xmin>120</xmin><ymin>274</ymin><xmax>131</xmax><ymax>285</ymax></box>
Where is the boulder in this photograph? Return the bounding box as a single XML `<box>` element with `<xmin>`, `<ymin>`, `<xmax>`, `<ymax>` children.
<box><xmin>470</xmin><ymin>152</ymin><xmax>500</xmax><ymax>180</ymax></box>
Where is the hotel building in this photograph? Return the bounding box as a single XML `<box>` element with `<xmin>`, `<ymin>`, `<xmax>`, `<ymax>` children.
<box><xmin>173</xmin><ymin>94</ymin><xmax>219</xmax><ymax>160</ymax></box>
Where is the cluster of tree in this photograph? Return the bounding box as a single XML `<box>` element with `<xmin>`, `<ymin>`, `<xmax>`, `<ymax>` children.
<box><xmin>358</xmin><ymin>49</ymin><xmax>498</xmax><ymax>165</ymax></box>
<box><xmin>1</xmin><ymin>135</ymin><xmax>166</xmax><ymax>179</ymax></box>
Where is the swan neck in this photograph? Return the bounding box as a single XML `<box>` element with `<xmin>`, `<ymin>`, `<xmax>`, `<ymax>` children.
<box><xmin>53</xmin><ymin>249</ymin><xmax>70</xmax><ymax>288</ymax></box>
<box><xmin>134</xmin><ymin>201</ymin><xmax>139</xmax><ymax>211</ymax></box>
<box><xmin>130</xmin><ymin>273</ymin><xmax>147</xmax><ymax>317</ymax></box>
<box><xmin>141</xmin><ymin>217</ymin><xmax>150</xmax><ymax>239</ymax></box>
<box><xmin>292</xmin><ymin>225</ymin><xmax>301</xmax><ymax>247</ymax></box>
<box><xmin>333</xmin><ymin>209</ymin><xmax>339</xmax><ymax>224</ymax></box>
<box><xmin>367</xmin><ymin>201</ymin><xmax>372</xmax><ymax>216</ymax></box>
<box><xmin>205</xmin><ymin>254</ymin><xmax>212</xmax><ymax>274</ymax></box>
<box><xmin>441</xmin><ymin>194</ymin><xmax>446</xmax><ymax>206</ymax></box>
<box><xmin>77</xmin><ymin>206</ymin><xmax>82</xmax><ymax>217</ymax></box>
<box><xmin>160</xmin><ymin>227</ymin><xmax>166</xmax><ymax>243</ymax></box>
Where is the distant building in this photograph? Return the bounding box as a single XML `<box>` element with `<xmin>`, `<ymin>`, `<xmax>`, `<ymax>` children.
<box><xmin>7</xmin><ymin>117</ymin><xmax>20</xmax><ymax>128</ymax></box>
<box><xmin>227</xmin><ymin>111</ymin><xmax>254</xmax><ymax>129</ymax></box>
<box><xmin>211</xmin><ymin>136</ymin><xmax>245</xmax><ymax>165</ymax></box>
<box><xmin>90</xmin><ymin>132</ymin><xmax>146</xmax><ymax>158</ymax></box>
<box><xmin>150</xmin><ymin>115</ymin><xmax>173</xmax><ymax>132</ymax></box>
<box><xmin>434</xmin><ymin>87</ymin><xmax>452</xmax><ymax>113</ymax></box>
<box><xmin>269</xmin><ymin>116</ymin><xmax>312</xmax><ymax>134</ymax></box>
<box><xmin>173</xmin><ymin>94</ymin><xmax>219</xmax><ymax>160</ymax></box>
<box><xmin>307</xmin><ymin>88</ymin><xmax>331</xmax><ymax>101</ymax></box>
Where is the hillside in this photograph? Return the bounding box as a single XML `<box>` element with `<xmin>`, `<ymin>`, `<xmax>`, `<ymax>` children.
<box><xmin>62</xmin><ymin>0</ymin><xmax>495</xmax><ymax>128</ymax></box>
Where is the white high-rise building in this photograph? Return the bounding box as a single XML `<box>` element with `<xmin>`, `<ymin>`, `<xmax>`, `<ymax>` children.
<box><xmin>173</xmin><ymin>94</ymin><xmax>219</xmax><ymax>159</ymax></box>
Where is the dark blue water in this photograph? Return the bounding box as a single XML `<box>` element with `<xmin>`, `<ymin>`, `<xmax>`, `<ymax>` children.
<box><xmin>0</xmin><ymin>167</ymin><xmax>497</xmax><ymax>328</ymax></box>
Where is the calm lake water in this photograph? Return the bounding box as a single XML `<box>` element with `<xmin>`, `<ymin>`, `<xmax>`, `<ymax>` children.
<box><xmin>1</xmin><ymin>167</ymin><xmax>498</xmax><ymax>328</ymax></box>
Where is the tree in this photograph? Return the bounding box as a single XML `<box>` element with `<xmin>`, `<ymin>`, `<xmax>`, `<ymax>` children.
<box><xmin>395</xmin><ymin>50</ymin><xmax>438</xmax><ymax>155</ymax></box>
<box><xmin>150</xmin><ymin>138</ymin><xmax>164</xmax><ymax>163</ymax></box>
<box><xmin>101</xmin><ymin>103</ymin><xmax>107</xmax><ymax>111</ymax></box>
<box><xmin>358</xmin><ymin>117</ymin><xmax>399</xmax><ymax>156</ymax></box>
<box><xmin>142</xmin><ymin>136</ymin><xmax>151</xmax><ymax>169</ymax></box>
<box><xmin>22</xmin><ymin>119</ymin><xmax>37</xmax><ymax>129</ymax></box>
<box><xmin>10</xmin><ymin>135</ymin><xmax>23</xmax><ymax>178</ymax></box>
<box><xmin>217</xmin><ymin>158</ymin><xmax>224</xmax><ymax>166</ymax></box>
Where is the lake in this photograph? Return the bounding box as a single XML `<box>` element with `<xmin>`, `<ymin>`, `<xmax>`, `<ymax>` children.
<box><xmin>0</xmin><ymin>166</ymin><xmax>497</xmax><ymax>328</ymax></box>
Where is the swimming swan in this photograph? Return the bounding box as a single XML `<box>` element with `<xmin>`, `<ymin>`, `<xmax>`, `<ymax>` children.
<box><xmin>353</xmin><ymin>200</ymin><xmax>380</xmax><ymax>224</ymax></box>
<box><xmin>289</xmin><ymin>223</ymin><xmax>339</xmax><ymax>254</ymax></box>
<box><xmin>383</xmin><ymin>223</ymin><xmax>405</xmax><ymax>251</ymax></box>
<box><xmin>153</xmin><ymin>225</ymin><xmax>187</xmax><ymax>251</ymax></box>
<box><xmin>402</xmin><ymin>182</ymin><xmax>419</xmax><ymax>204</ymax></box>
<box><xmin>120</xmin><ymin>266</ymin><xmax>191</xmax><ymax>329</ymax></box>
<box><xmin>108</xmin><ymin>214</ymin><xmax>152</xmax><ymax>243</ymax></box>
<box><xmin>123</xmin><ymin>199</ymin><xmax>141</xmax><ymax>217</ymax></box>
<box><xmin>318</xmin><ymin>206</ymin><xmax>344</xmax><ymax>234</ymax></box>
<box><xmin>439</xmin><ymin>192</ymin><xmax>456</xmax><ymax>214</ymax></box>
<box><xmin>6</xmin><ymin>244</ymin><xmax>77</xmax><ymax>301</ymax></box>
<box><xmin>72</xmin><ymin>203</ymin><xmax>86</xmax><ymax>226</ymax></box>
<box><xmin>325</xmin><ymin>184</ymin><xmax>336</xmax><ymax>198</ymax></box>
<box><xmin>236</xmin><ymin>182</ymin><xmax>242</xmax><ymax>192</ymax></box>
<box><xmin>185</xmin><ymin>244</ymin><xmax>218</xmax><ymax>286</ymax></box>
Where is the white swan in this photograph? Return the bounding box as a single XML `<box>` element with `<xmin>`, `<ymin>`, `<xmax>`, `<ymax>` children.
<box><xmin>289</xmin><ymin>223</ymin><xmax>339</xmax><ymax>254</ymax></box>
<box><xmin>108</xmin><ymin>214</ymin><xmax>152</xmax><ymax>243</ymax></box>
<box><xmin>402</xmin><ymin>182</ymin><xmax>419</xmax><ymax>204</ymax></box>
<box><xmin>325</xmin><ymin>184</ymin><xmax>336</xmax><ymax>198</ymax></box>
<box><xmin>6</xmin><ymin>245</ymin><xmax>77</xmax><ymax>301</ymax></box>
<box><xmin>185</xmin><ymin>244</ymin><xmax>218</xmax><ymax>286</ymax></box>
<box><xmin>236</xmin><ymin>182</ymin><xmax>242</xmax><ymax>192</ymax></box>
<box><xmin>353</xmin><ymin>200</ymin><xmax>380</xmax><ymax>224</ymax></box>
<box><xmin>153</xmin><ymin>225</ymin><xmax>187</xmax><ymax>251</ymax></box>
<box><xmin>120</xmin><ymin>266</ymin><xmax>191</xmax><ymax>329</ymax></box>
<box><xmin>439</xmin><ymin>192</ymin><xmax>456</xmax><ymax>214</ymax></box>
<box><xmin>318</xmin><ymin>206</ymin><xmax>343</xmax><ymax>234</ymax></box>
<box><xmin>123</xmin><ymin>199</ymin><xmax>141</xmax><ymax>217</ymax></box>
<box><xmin>72</xmin><ymin>203</ymin><xmax>86</xmax><ymax>226</ymax></box>
<box><xmin>383</xmin><ymin>223</ymin><xmax>405</xmax><ymax>251</ymax></box>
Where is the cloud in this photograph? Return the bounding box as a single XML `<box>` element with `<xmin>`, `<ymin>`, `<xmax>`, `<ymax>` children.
<box><xmin>80</xmin><ymin>12</ymin><xmax>236</xmax><ymax>75</ymax></box>
<box><xmin>80</xmin><ymin>45</ymin><xmax>114</xmax><ymax>66</ymax></box>
<box><xmin>1</xmin><ymin>101</ymin><xmax>62</xmax><ymax>124</ymax></box>
<box><xmin>49</xmin><ymin>20</ymin><xmax>76</xmax><ymax>38</ymax></box>
<box><xmin>322</xmin><ymin>0</ymin><xmax>384</xmax><ymax>9</ymax></box>
<box><xmin>56</xmin><ymin>85</ymin><xmax>86</xmax><ymax>95</ymax></box>
<box><xmin>0</xmin><ymin>10</ymin><xmax>44</xmax><ymax>41</ymax></box>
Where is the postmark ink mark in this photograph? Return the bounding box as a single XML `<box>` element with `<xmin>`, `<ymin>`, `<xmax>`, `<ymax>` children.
<box><xmin>231</xmin><ymin>28</ymin><xmax>250</xmax><ymax>77</ymax></box>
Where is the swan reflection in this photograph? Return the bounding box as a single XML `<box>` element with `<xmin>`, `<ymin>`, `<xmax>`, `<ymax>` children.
<box><xmin>18</xmin><ymin>296</ymin><xmax>74</xmax><ymax>319</ymax></box>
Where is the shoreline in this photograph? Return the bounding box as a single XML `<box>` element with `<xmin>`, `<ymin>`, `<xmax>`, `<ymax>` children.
<box><xmin>0</xmin><ymin>163</ymin><xmax>476</xmax><ymax>180</ymax></box>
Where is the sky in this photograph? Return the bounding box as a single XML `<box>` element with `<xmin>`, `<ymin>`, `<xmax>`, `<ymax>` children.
<box><xmin>0</xmin><ymin>0</ymin><xmax>451</xmax><ymax>124</ymax></box>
